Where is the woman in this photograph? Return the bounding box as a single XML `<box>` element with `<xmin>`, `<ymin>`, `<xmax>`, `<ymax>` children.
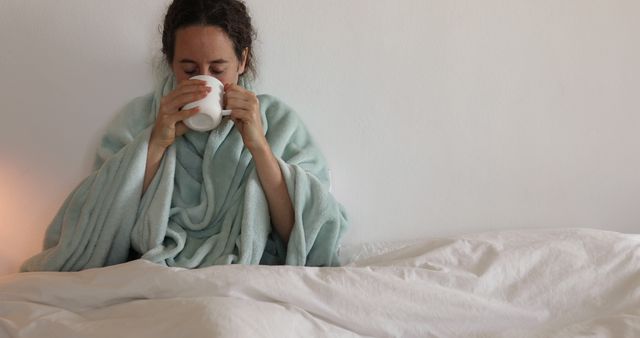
<box><xmin>21</xmin><ymin>0</ymin><xmax>348</xmax><ymax>271</ymax></box>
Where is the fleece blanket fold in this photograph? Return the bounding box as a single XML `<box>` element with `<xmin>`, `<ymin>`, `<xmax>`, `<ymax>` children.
<box><xmin>21</xmin><ymin>75</ymin><xmax>348</xmax><ymax>272</ymax></box>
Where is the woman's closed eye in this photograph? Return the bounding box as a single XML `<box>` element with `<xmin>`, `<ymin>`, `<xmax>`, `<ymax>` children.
<box><xmin>209</xmin><ymin>66</ymin><xmax>225</xmax><ymax>75</ymax></box>
<box><xmin>183</xmin><ymin>68</ymin><xmax>223</xmax><ymax>76</ymax></box>
<box><xmin>184</xmin><ymin>68</ymin><xmax>198</xmax><ymax>76</ymax></box>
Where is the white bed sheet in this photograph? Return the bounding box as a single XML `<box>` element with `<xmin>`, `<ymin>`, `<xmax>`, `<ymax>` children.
<box><xmin>1</xmin><ymin>228</ymin><xmax>639</xmax><ymax>338</ymax></box>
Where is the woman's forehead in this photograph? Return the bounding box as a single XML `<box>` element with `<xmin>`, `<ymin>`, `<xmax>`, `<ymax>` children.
<box><xmin>174</xmin><ymin>25</ymin><xmax>236</xmax><ymax>61</ymax></box>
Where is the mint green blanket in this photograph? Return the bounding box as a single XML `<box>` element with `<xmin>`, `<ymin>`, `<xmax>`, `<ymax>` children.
<box><xmin>21</xmin><ymin>75</ymin><xmax>348</xmax><ymax>272</ymax></box>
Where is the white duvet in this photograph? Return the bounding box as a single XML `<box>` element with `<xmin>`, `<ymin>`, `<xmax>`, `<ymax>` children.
<box><xmin>1</xmin><ymin>228</ymin><xmax>639</xmax><ymax>338</ymax></box>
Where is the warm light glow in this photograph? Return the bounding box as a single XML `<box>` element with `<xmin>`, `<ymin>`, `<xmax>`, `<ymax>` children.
<box><xmin>0</xmin><ymin>159</ymin><xmax>59</xmax><ymax>275</ymax></box>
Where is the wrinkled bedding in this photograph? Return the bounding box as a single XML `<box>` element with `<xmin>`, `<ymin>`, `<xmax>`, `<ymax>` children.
<box><xmin>1</xmin><ymin>228</ymin><xmax>639</xmax><ymax>338</ymax></box>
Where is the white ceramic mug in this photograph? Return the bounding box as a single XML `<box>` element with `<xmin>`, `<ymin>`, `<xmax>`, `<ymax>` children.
<box><xmin>183</xmin><ymin>75</ymin><xmax>231</xmax><ymax>132</ymax></box>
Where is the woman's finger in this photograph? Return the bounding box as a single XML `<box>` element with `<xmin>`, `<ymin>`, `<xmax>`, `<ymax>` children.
<box><xmin>224</xmin><ymin>83</ymin><xmax>245</xmax><ymax>93</ymax></box>
<box><xmin>175</xmin><ymin>121</ymin><xmax>190</xmax><ymax>137</ymax></box>
<box><xmin>167</xmin><ymin>89</ymin><xmax>209</xmax><ymax>112</ymax></box>
<box><xmin>229</xmin><ymin>108</ymin><xmax>259</xmax><ymax>124</ymax></box>
<box><xmin>225</xmin><ymin>97</ymin><xmax>247</xmax><ymax>110</ymax></box>
<box><xmin>224</xmin><ymin>92</ymin><xmax>253</xmax><ymax>106</ymax></box>
<box><xmin>176</xmin><ymin>79</ymin><xmax>209</xmax><ymax>91</ymax></box>
<box><xmin>161</xmin><ymin>85</ymin><xmax>211</xmax><ymax>116</ymax></box>
<box><xmin>162</xmin><ymin>80</ymin><xmax>210</xmax><ymax>106</ymax></box>
<box><xmin>169</xmin><ymin>106</ymin><xmax>201</xmax><ymax>124</ymax></box>
<box><xmin>226</xmin><ymin>97</ymin><xmax>259</xmax><ymax>115</ymax></box>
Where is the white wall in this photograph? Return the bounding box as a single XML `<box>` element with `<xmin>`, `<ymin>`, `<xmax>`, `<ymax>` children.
<box><xmin>1</xmin><ymin>0</ymin><xmax>639</xmax><ymax>274</ymax></box>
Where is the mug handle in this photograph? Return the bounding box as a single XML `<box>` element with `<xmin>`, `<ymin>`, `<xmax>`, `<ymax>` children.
<box><xmin>221</xmin><ymin>109</ymin><xmax>232</xmax><ymax>116</ymax></box>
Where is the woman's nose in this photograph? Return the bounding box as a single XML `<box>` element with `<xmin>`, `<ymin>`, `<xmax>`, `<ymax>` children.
<box><xmin>196</xmin><ymin>67</ymin><xmax>211</xmax><ymax>77</ymax></box>
<box><xmin>198</xmin><ymin>70</ymin><xmax>214</xmax><ymax>77</ymax></box>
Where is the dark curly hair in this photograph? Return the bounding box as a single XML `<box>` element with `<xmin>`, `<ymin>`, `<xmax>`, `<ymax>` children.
<box><xmin>161</xmin><ymin>0</ymin><xmax>257</xmax><ymax>78</ymax></box>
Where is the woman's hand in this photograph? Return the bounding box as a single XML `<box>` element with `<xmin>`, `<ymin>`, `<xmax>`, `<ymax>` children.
<box><xmin>150</xmin><ymin>79</ymin><xmax>211</xmax><ymax>150</ymax></box>
<box><xmin>224</xmin><ymin>83</ymin><xmax>267</xmax><ymax>153</ymax></box>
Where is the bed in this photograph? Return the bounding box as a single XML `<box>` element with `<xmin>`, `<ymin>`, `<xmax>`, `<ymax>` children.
<box><xmin>1</xmin><ymin>228</ymin><xmax>639</xmax><ymax>338</ymax></box>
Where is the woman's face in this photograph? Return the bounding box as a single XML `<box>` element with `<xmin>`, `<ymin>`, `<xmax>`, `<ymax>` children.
<box><xmin>171</xmin><ymin>25</ymin><xmax>247</xmax><ymax>85</ymax></box>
